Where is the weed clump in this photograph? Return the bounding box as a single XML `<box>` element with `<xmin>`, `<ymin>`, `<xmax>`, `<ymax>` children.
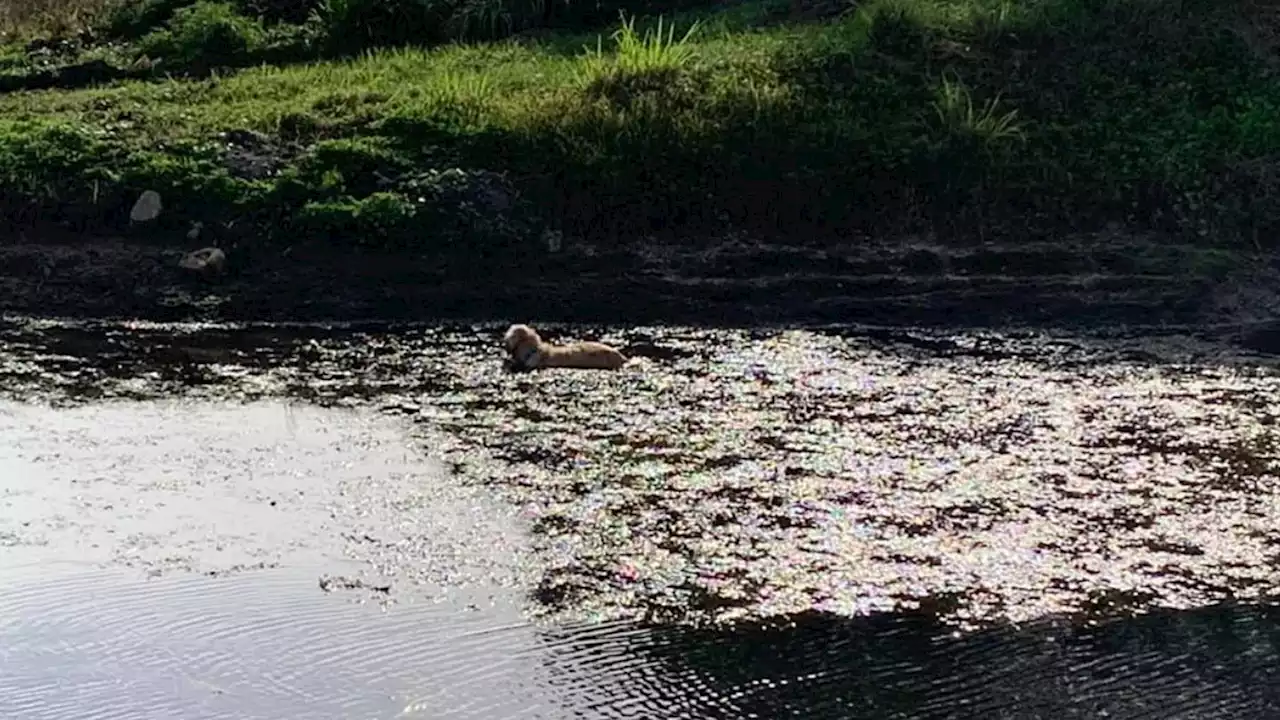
<box><xmin>578</xmin><ymin>14</ymin><xmax>703</xmax><ymax>115</ymax></box>
<box><xmin>136</xmin><ymin>1</ymin><xmax>266</xmax><ymax>71</ymax></box>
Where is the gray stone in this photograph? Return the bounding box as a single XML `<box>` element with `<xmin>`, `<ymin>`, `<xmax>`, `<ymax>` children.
<box><xmin>130</xmin><ymin>190</ymin><xmax>162</xmax><ymax>223</ymax></box>
<box><xmin>178</xmin><ymin>247</ymin><xmax>227</xmax><ymax>278</ymax></box>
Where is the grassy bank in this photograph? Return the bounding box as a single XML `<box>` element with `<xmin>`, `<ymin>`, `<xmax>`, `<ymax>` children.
<box><xmin>1</xmin><ymin>0</ymin><xmax>1279</xmax><ymax>269</ymax></box>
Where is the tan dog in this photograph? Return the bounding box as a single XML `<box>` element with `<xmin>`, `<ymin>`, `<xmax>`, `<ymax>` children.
<box><xmin>502</xmin><ymin>324</ymin><xmax>627</xmax><ymax>370</ymax></box>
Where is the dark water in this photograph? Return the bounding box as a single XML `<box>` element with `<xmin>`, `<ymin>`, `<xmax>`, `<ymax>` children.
<box><xmin>1</xmin><ymin>567</ymin><xmax>549</xmax><ymax>720</ymax></box>
<box><xmin>2</xmin><ymin>316</ymin><xmax>1280</xmax><ymax>718</ymax></box>
<box><xmin>6</xmin><ymin>573</ymin><xmax>1280</xmax><ymax>718</ymax></box>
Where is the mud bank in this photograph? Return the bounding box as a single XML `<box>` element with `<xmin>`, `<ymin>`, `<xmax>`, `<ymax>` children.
<box><xmin>0</xmin><ymin>229</ymin><xmax>1255</xmax><ymax>328</ymax></box>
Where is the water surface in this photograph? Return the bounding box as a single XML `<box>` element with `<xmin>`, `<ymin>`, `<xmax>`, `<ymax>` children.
<box><xmin>3</xmin><ymin>317</ymin><xmax>1280</xmax><ymax>718</ymax></box>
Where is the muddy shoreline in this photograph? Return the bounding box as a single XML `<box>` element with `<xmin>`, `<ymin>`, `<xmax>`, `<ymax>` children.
<box><xmin>0</xmin><ymin>228</ymin><xmax>1263</xmax><ymax>331</ymax></box>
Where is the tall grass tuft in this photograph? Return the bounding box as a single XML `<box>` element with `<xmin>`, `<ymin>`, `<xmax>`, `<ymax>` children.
<box><xmin>931</xmin><ymin>71</ymin><xmax>1024</xmax><ymax>150</ymax></box>
<box><xmin>578</xmin><ymin>13</ymin><xmax>701</xmax><ymax>82</ymax></box>
<box><xmin>612</xmin><ymin>13</ymin><xmax>700</xmax><ymax>72</ymax></box>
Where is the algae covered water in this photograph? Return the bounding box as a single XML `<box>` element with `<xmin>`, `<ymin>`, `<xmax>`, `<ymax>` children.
<box><xmin>1</xmin><ymin>317</ymin><xmax>1279</xmax><ymax>718</ymax></box>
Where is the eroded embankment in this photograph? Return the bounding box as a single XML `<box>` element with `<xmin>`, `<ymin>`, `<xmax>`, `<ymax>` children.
<box><xmin>0</xmin><ymin>229</ymin><xmax>1257</xmax><ymax>329</ymax></box>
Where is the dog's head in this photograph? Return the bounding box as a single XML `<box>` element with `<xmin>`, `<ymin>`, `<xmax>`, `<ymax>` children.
<box><xmin>503</xmin><ymin>324</ymin><xmax>539</xmax><ymax>353</ymax></box>
<box><xmin>503</xmin><ymin>324</ymin><xmax>544</xmax><ymax>371</ymax></box>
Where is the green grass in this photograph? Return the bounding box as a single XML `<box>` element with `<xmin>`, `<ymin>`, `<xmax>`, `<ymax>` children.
<box><xmin>1</xmin><ymin>0</ymin><xmax>1279</xmax><ymax>265</ymax></box>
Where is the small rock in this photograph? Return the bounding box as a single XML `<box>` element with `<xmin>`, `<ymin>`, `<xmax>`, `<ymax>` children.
<box><xmin>130</xmin><ymin>190</ymin><xmax>162</xmax><ymax>222</ymax></box>
<box><xmin>178</xmin><ymin>247</ymin><xmax>227</xmax><ymax>277</ymax></box>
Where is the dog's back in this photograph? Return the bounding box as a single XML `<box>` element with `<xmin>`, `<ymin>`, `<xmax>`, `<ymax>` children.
<box><xmin>544</xmin><ymin>341</ymin><xmax>627</xmax><ymax>370</ymax></box>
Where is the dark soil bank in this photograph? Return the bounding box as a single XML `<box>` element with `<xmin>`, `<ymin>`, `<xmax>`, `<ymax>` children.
<box><xmin>0</xmin><ymin>227</ymin><xmax>1256</xmax><ymax>329</ymax></box>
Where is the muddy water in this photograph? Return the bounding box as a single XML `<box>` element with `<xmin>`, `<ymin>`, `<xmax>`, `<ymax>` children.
<box><xmin>4</xmin><ymin>317</ymin><xmax>1280</xmax><ymax>718</ymax></box>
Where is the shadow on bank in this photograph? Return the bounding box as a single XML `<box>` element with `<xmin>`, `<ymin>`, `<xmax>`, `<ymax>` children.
<box><xmin>544</xmin><ymin>602</ymin><xmax>1280</xmax><ymax>719</ymax></box>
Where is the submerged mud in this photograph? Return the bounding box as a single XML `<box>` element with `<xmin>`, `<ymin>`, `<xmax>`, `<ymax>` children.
<box><xmin>3</xmin><ymin>316</ymin><xmax>1279</xmax><ymax>632</ymax></box>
